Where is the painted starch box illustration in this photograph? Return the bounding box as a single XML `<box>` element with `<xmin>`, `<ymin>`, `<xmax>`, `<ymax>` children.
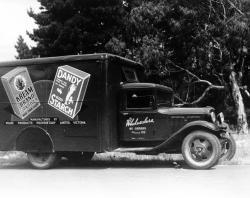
<box><xmin>48</xmin><ymin>65</ymin><xmax>90</xmax><ymax>119</ymax></box>
<box><xmin>1</xmin><ymin>67</ymin><xmax>40</xmax><ymax>119</ymax></box>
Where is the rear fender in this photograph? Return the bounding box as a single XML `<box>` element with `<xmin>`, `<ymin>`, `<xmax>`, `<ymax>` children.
<box><xmin>15</xmin><ymin>126</ymin><xmax>54</xmax><ymax>153</ymax></box>
<box><xmin>153</xmin><ymin>120</ymin><xmax>222</xmax><ymax>153</ymax></box>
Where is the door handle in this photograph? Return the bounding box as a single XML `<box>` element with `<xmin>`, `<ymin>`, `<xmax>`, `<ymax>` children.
<box><xmin>122</xmin><ymin>112</ymin><xmax>128</xmax><ymax>115</ymax></box>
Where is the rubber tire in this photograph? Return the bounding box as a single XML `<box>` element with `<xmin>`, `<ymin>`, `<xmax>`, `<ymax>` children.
<box><xmin>27</xmin><ymin>152</ymin><xmax>58</xmax><ymax>169</ymax></box>
<box><xmin>182</xmin><ymin>131</ymin><xmax>221</xmax><ymax>169</ymax></box>
<box><xmin>220</xmin><ymin>134</ymin><xmax>236</xmax><ymax>161</ymax></box>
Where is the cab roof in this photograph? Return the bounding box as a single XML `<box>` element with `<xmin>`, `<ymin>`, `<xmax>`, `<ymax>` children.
<box><xmin>121</xmin><ymin>83</ymin><xmax>173</xmax><ymax>92</ymax></box>
<box><xmin>0</xmin><ymin>53</ymin><xmax>143</xmax><ymax>69</ymax></box>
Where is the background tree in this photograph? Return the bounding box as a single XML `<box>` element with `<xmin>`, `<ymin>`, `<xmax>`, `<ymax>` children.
<box><xmin>15</xmin><ymin>35</ymin><xmax>33</xmax><ymax>59</ymax></box>
<box><xmin>27</xmin><ymin>0</ymin><xmax>131</xmax><ymax>57</ymax></box>
<box><xmin>122</xmin><ymin>0</ymin><xmax>250</xmax><ymax>133</ymax></box>
<box><xmin>25</xmin><ymin>0</ymin><xmax>250</xmax><ymax>133</ymax></box>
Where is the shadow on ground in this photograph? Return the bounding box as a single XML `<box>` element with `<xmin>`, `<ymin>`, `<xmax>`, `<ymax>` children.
<box><xmin>58</xmin><ymin>158</ymin><xmax>187</xmax><ymax>170</ymax></box>
<box><xmin>0</xmin><ymin>151</ymin><xmax>187</xmax><ymax>169</ymax></box>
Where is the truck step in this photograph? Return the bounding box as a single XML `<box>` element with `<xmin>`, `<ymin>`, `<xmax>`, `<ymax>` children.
<box><xmin>113</xmin><ymin>147</ymin><xmax>154</xmax><ymax>153</ymax></box>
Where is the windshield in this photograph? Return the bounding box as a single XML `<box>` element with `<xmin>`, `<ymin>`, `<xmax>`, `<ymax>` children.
<box><xmin>157</xmin><ymin>90</ymin><xmax>173</xmax><ymax>107</ymax></box>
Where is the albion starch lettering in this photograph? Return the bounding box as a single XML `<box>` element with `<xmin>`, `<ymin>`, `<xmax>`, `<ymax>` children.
<box><xmin>1</xmin><ymin>67</ymin><xmax>40</xmax><ymax>119</ymax></box>
<box><xmin>48</xmin><ymin>65</ymin><xmax>90</xmax><ymax>119</ymax></box>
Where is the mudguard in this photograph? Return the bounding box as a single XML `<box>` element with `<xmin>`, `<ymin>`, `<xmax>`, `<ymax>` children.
<box><xmin>151</xmin><ymin>120</ymin><xmax>225</xmax><ymax>153</ymax></box>
<box><xmin>15</xmin><ymin>126</ymin><xmax>54</xmax><ymax>153</ymax></box>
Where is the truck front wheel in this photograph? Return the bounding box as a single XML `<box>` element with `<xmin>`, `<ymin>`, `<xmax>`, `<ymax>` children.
<box><xmin>27</xmin><ymin>152</ymin><xmax>58</xmax><ymax>169</ymax></box>
<box><xmin>182</xmin><ymin>131</ymin><xmax>221</xmax><ymax>169</ymax></box>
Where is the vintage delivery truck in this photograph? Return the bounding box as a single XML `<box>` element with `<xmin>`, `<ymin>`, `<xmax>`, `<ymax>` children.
<box><xmin>0</xmin><ymin>53</ymin><xmax>236</xmax><ymax>169</ymax></box>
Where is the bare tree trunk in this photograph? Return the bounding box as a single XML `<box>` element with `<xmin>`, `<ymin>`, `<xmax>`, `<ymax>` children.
<box><xmin>229</xmin><ymin>71</ymin><xmax>248</xmax><ymax>134</ymax></box>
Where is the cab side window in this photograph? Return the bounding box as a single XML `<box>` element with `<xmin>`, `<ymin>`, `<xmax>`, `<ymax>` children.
<box><xmin>122</xmin><ymin>67</ymin><xmax>138</xmax><ymax>82</ymax></box>
<box><xmin>126</xmin><ymin>90</ymin><xmax>154</xmax><ymax>109</ymax></box>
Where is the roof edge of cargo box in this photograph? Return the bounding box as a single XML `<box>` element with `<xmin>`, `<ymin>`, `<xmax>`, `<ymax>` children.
<box><xmin>0</xmin><ymin>53</ymin><xmax>143</xmax><ymax>68</ymax></box>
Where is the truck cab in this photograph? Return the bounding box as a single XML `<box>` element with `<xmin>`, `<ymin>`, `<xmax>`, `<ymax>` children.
<box><xmin>119</xmin><ymin>83</ymin><xmax>173</xmax><ymax>143</ymax></box>
<box><xmin>117</xmin><ymin>82</ymin><xmax>235</xmax><ymax>169</ymax></box>
<box><xmin>119</xmin><ymin>82</ymin><xmax>215</xmax><ymax>144</ymax></box>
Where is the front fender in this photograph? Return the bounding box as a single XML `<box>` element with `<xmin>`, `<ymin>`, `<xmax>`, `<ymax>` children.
<box><xmin>152</xmin><ymin>120</ymin><xmax>224</xmax><ymax>153</ymax></box>
<box><xmin>176</xmin><ymin>120</ymin><xmax>221</xmax><ymax>133</ymax></box>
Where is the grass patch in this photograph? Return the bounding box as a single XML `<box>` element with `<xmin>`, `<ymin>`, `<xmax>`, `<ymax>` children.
<box><xmin>0</xmin><ymin>151</ymin><xmax>27</xmax><ymax>166</ymax></box>
<box><xmin>220</xmin><ymin>134</ymin><xmax>250</xmax><ymax>165</ymax></box>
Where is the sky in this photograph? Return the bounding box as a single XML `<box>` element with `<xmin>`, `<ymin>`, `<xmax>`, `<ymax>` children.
<box><xmin>0</xmin><ymin>0</ymin><xmax>40</xmax><ymax>61</ymax></box>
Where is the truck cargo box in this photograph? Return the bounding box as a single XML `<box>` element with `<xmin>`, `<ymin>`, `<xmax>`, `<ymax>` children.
<box><xmin>0</xmin><ymin>53</ymin><xmax>144</xmax><ymax>153</ymax></box>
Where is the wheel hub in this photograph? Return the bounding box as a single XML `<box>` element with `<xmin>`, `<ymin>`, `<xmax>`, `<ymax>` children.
<box><xmin>191</xmin><ymin>138</ymin><xmax>212</xmax><ymax>161</ymax></box>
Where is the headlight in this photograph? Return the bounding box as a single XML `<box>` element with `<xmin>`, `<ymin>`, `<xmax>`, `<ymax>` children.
<box><xmin>217</xmin><ymin>112</ymin><xmax>224</xmax><ymax>124</ymax></box>
<box><xmin>210</xmin><ymin>111</ymin><xmax>216</xmax><ymax>123</ymax></box>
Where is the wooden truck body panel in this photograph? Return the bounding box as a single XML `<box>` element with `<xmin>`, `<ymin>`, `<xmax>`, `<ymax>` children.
<box><xmin>0</xmin><ymin>54</ymin><xmax>144</xmax><ymax>153</ymax></box>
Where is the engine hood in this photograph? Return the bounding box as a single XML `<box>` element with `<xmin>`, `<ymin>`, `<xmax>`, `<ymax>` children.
<box><xmin>158</xmin><ymin>107</ymin><xmax>214</xmax><ymax>115</ymax></box>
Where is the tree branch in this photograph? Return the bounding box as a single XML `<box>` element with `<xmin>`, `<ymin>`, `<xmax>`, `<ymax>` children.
<box><xmin>167</xmin><ymin>59</ymin><xmax>201</xmax><ymax>81</ymax></box>
<box><xmin>179</xmin><ymin>85</ymin><xmax>249</xmax><ymax>106</ymax></box>
<box><xmin>190</xmin><ymin>79</ymin><xmax>213</xmax><ymax>86</ymax></box>
<box><xmin>212</xmin><ymin>73</ymin><xmax>224</xmax><ymax>85</ymax></box>
<box><xmin>227</xmin><ymin>0</ymin><xmax>244</xmax><ymax>16</ymax></box>
<box><xmin>174</xmin><ymin>94</ymin><xmax>185</xmax><ymax>103</ymax></box>
<box><xmin>220</xmin><ymin>0</ymin><xmax>227</xmax><ymax>20</ymax></box>
<box><xmin>189</xmin><ymin>85</ymin><xmax>224</xmax><ymax>105</ymax></box>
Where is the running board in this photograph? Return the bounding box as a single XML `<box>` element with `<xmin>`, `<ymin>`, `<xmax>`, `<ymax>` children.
<box><xmin>113</xmin><ymin>147</ymin><xmax>154</xmax><ymax>153</ymax></box>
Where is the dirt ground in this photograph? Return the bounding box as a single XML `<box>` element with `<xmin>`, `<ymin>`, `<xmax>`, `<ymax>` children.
<box><xmin>0</xmin><ymin>156</ymin><xmax>250</xmax><ymax>198</ymax></box>
<box><xmin>0</xmin><ymin>134</ymin><xmax>250</xmax><ymax>198</ymax></box>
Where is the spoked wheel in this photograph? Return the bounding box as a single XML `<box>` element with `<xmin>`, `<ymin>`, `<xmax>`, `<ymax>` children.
<box><xmin>27</xmin><ymin>152</ymin><xmax>58</xmax><ymax>169</ymax></box>
<box><xmin>220</xmin><ymin>134</ymin><xmax>236</xmax><ymax>161</ymax></box>
<box><xmin>182</xmin><ymin>131</ymin><xmax>221</xmax><ymax>169</ymax></box>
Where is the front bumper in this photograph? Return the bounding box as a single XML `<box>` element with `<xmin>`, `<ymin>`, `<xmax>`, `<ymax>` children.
<box><xmin>217</xmin><ymin>122</ymin><xmax>235</xmax><ymax>139</ymax></box>
<box><xmin>217</xmin><ymin>122</ymin><xmax>228</xmax><ymax>130</ymax></box>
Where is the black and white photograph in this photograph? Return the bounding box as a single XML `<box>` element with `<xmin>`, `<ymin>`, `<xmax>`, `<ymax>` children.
<box><xmin>0</xmin><ymin>0</ymin><xmax>250</xmax><ymax>198</ymax></box>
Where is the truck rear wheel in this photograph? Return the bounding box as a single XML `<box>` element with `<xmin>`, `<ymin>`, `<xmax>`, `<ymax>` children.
<box><xmin>182</xmin><ymin>131</ymin><xmax>221</xmax><ymax>169</ymax></box>
<box><xmin>27</xmin><ymin>152</ymin><xmax>58</xmax><ymax>169</ymax></box>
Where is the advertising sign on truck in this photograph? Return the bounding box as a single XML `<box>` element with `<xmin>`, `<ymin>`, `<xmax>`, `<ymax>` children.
<box><xmin>48</xmin><ymin>65</ymin><xmax>90</xmax><ymax>119</ymax></box>
<box><xmin>1</xmin><ymin>67</ymin><xmax>40</xmax><ymax>119</ymax></box>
